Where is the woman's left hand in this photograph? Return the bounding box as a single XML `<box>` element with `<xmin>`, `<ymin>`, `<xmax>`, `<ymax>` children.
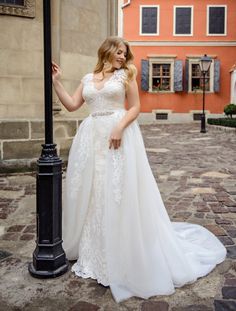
<box><xmin>109</xmin><ymin>125</ymin><xmax>124</xmax><ymax>149</ymax></box>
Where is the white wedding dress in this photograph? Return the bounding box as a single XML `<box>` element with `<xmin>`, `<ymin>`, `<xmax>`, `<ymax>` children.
<box><xmin>62</xmin><ymin>68</ymin><xmax>226</xmax><ymax>302</ymax></box>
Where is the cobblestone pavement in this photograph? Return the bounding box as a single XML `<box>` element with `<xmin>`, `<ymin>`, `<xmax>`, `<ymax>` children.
<box><xmin>0</xmin><ymin>123</ymin><xmax>236</xmax><ymax>311</ymax></box>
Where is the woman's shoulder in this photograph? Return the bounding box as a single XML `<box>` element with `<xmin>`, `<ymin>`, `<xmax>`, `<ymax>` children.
<box><xmin>114</xmin><ymin>68</ymin><xmax>128</xmax><ymax>82</ymax></box>
<box><xmin>81</xmin><ymin>72</ymin><xmax>93</xmax><ymax>84</ymax></box>
<box><xmin>115</xmin><ymin>65</ymin><xmax>137</xmax><ymax>84</ymax></box>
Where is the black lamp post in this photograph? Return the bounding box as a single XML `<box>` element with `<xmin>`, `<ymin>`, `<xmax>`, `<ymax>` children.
<box><xmin>199</xmin><ymin>54</ymin><xmax>212</xmax><ymax>133</ymax></box>
<box><xmin>28</xmin><ymin>0</ymin><xmax>69</xmax><ymax>278</ymax></box>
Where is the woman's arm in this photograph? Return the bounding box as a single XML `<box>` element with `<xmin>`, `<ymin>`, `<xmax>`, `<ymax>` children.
<box><xmin>119</xmin><ymin>77</ymin><xmax>140</xmax><ymax>129</ymax></box>
<box><xmin>52</xmin><ymin>62</ymin><xmax>84</xmax><ymax>112</ymax></box>
<box><xmin>109</xmin><ymin>74</ymin><xmax>140</xmax><ymax>149</ymax></box>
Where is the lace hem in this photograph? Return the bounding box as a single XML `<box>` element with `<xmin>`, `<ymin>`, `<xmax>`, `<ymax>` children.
<box><xmin>71</xmin><ymin>262</ymin><xmax>109</xmax><ymax>286</ymax></box>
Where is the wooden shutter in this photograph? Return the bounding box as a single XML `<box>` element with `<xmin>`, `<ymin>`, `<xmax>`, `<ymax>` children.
<box><xmin>184</xmin><ymin>59</ymin><xmax>189</xmax><ymax>92</ymax></box>
<box><xmin>174</xmin><ymin>60</ymin><xmax>183</xmax><ymax>92</ymax></box>
<box><xmin>141</xmin><ymin>59</ymin><xmax>149</xmax><ymax>91</ymax></box>
<box><xmin>214</xmin><ymin>60</ymin><xmax>220</xmax><ymax>93</ymax></box>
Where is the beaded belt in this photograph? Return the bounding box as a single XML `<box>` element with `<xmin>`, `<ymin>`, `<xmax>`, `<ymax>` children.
<box><xmin>91</xmin><ymin>111</ymin><xmax>115</xmax><ymax>117</ymax></box>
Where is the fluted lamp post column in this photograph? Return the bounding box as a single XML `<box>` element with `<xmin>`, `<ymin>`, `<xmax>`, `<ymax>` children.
<box><xmin>199</xmin><ymin>54</ymin><xmax>212</xmax><ymax>133</ymax></box>
<box><xmin>28</xmin><ymin>0</ymin><xmax>69</xmax><ymax>278</ymax></box>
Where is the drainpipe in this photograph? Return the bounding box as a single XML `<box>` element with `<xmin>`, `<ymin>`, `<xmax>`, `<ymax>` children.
<box><xmin>119</xmin><ymin>0</ymin><xmax>131</xmax><ymax>37</ymax></box>
<box><xmin>122</xmin><ymin>0</ymin><xmax>131</xmax><ymax>8</ymax></box>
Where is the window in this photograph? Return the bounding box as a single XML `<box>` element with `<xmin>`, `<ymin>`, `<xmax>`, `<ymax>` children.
<box><xmin>186</xmin><ymin>58</ymin><xmax>214</xmax><ymax>93</ymax></box>
<box><xmin>0</xmin><ymin>0</ymin><xmax>35</xmax><ymax>18</ymax></box>
<box><xmin>207</xmin><ymin>5</ymin><xmax>227</xmax><ymax>35</ymax></box>
<box><xmin>174</xmin><ymin>6</ymin><xmax>193</xmax><ymax>36</ymax></box>
<box><xmin>140</xmin><ymin>5</ymin><xmax>159</xmax><ymax>35</ymax></box>
<box><xmin>141</xmin><ymin>57</ymin><xmax>184</xmax><ymax>93</ymax></box>
<box><xmin>0</xmin><ymin>0</ymin><xmax>24</xmax><ymax>5</ymax></box>
<box><xmin>191</xmin><ymin>63</ymin><xmax>210</xmax><ymax>91</ymax></box>
<box><xmin>152</xmin><ymin>64</ymin><xmax>171</xmax><ymax>91</ymax></box>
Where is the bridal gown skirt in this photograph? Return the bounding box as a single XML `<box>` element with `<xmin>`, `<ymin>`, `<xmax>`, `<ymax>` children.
<box><xmin>62</xmin><ymin>108</ymin><xmax>226</xmax><ymax>303</ymax></box>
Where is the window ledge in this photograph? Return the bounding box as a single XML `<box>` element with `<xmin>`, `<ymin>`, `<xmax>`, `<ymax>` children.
<box><xmin>149</xmin><ymin>91</ymin><xmax>174</xmax><ymax>94</ymax></box>
<box><xmin>140</xmin><ymin>33</ymin><xmax>159</xmax><ymax>36</ymax></box>
<box><xmin>147</xmin><ymin>54</ymin><xmax>177</xmax><ymax>58</ymax></box>
<box><xmin>189</xmin><ymin>91</ymin><xmax>214</xmax><ymax>94</ymax></box>
<box><xmin>186</xmin><ymin>54</ymin><xmax>217</xmax><ymax>59</ymax></box>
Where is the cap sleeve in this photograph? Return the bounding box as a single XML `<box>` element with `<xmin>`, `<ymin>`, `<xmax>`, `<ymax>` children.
<box><xmin>81</xmin><ymin>73</ymin><xmax>93</xmax><ymax>85</ymax></box>
<box><xmin>114</xmin><ymin>69</ymin><xmax>127</xmax><ymax>84</ymax></box>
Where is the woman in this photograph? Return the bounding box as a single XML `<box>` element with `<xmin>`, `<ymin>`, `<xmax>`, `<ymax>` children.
<box><xmin>52</xmin><ymin>36</ymin><xmax>226</xmax><ymax>303</ymax></box>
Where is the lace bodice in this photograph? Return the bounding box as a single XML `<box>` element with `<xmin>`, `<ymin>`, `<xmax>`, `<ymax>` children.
<box><xmin>81</xmin><ymin>69</ymin><xmax>126</xmax><ymax>113</ymax></box>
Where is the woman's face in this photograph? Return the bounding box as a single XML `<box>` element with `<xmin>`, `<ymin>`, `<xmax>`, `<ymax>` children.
<box><xmin>111</xmin><ymin>43</ymin><xmax>127</xmax><ymax>69</ymax></box>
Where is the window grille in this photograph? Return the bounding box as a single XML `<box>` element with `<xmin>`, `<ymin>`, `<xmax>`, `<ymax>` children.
<box><xmin>193</xmin><ymin>113</ymin><xmax>202</xmax><ymax>121</ymax></box>
<box><xmin>156</xmin><ymin>113</ymin><xmax>168</xmax><ymax>120</ymax></box>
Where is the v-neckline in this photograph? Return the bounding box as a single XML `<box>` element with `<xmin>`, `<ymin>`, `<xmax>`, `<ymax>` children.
<box><xmin>92</xmin><ymin>70</ymin><xmax>117</xmax><ymax>91</ymax></box>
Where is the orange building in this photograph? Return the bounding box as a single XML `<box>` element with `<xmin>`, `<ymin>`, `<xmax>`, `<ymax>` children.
<box><xmin>118</xmin><ymin>0</ymin><xmax>236</xmax><ymax>122</ymax></box>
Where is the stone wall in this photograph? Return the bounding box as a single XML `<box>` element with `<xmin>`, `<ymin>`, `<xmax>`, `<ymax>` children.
<box><xmin>0</xmin><ymin>0</ymin><xmax>44</xmax><ymax>119</ymax></box>
<box><xmin>0</xmin><ymin>0</ymin><xmax>118</xmax><ymax>171</ymax></box>
<box><xmin>0</xmin><ymin>119</ymin><xmax>81</xmax><ymax>172</ymax></box>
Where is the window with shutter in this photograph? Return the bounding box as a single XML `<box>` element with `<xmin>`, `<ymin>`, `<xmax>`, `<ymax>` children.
<box><xmin>0</xmin><ymin>0</ymin><xmax>35</xmax><ymax>18</ymax></box>
<box><xmin>142</xmin><ymin>57</ymin><xmax>180</xmax><ymax>93</ymax></box>
<box><xmin>140</xmin><ymin>5</ymin><xmax>159</xmax><ymax>35</ymax></box>
<box><xmin>207</xmin><ymin>5</ymin><xmax>227</xmax><ymax>35</ymax></box>
<box><xmin>174</xmin><ymin>6</ymin><xmax>193</xmax><ymax>36</ymax></box>
<box><xmin>186</xmin><ymin>57</ymin><xmax>219</xmax><ymax>93</ymax></box>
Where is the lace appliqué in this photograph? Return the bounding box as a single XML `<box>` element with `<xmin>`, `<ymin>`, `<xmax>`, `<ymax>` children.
<box><xmin>111</xmin><ymin>68</ymin><xmax>127</xmax><ymax>85</ymax></box>
<box><xmin>70</xmin><ymin>69</ymin><xmax>127</xmax><ymax>285</ymax></box>
<box><xmin>68</xmin><ymin>119</ymin><xmax>93</xmax><ymax>199</ymax></box>
<box><xmin>81</xmin><ymin>73</ymin><xmax>93</xmax><ymax>84</ymax></box>
<box><xmin>110</xmin><ymin>147</ymin><xmax>124</xmax><ymax>205</ymax></box>
<box><xmin>71</xmin><ymin>118</ymin><xmax>111</xmax><ymax>286</ymax></box>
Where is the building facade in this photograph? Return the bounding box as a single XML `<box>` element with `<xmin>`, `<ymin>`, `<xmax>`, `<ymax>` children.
<box><xmin>0</xmin><ymin>0</ymin><xmax>118</xmax><ymax>171</ymax></box>
<box><xmin>118</xmin><ymin>0</ymin><xmax>236</xmax><ymax>123</ymax></box>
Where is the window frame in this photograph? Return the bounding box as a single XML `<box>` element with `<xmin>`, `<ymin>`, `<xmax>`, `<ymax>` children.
<box><xmin>188</xmin><ymin>57</ymin><xmax>214</xmax><ymax>93</ymax></box>
<box><xmin>207</xmin><ymin>5</ymin><xmax>227</xmax><ymax>36</ymax></box>
<box><xmin>0</xmin><ymin>0</ymin><xmax>35</xmax><ymax>18</ymax></box>
<box><xmin>148</xmin><ymin>57</ymin><xmax>175</xmax><ymax>93</ymax></box>
<box><xmin>173</xmin><ymin>5</ymin><xmax>193</xmax><ymax>36</ymax></box>
<box><xmin>139</xmin><ymin>5</ymin><xmax>160</xmax><ymax>36</ymax></box>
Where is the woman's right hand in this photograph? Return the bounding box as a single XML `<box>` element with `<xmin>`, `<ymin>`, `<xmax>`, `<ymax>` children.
<box><xmin>52</xmin><ymin>61</ymin><xmax>62</xmax><ymax>83</ymax></box>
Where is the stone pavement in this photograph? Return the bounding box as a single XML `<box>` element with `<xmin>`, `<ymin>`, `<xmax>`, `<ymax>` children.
<box><xmin>0</xmin><ymin>123</ymin><xmax>236</xmax><ymax>311</ymax></box>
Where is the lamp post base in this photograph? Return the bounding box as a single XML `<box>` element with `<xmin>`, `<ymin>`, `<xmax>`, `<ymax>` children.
<box><xmin>200</xmin><ymin>114</ymin><xmax>207</xmax><ymax>133</ymax></box>
<box><xmin>28</xmin><ymin>260</ymin><xmax>69</xmax><ymax>279</ymax></box>
<box><xmin>29</xmin><ymin>144</ymin><xmax>69</xmax><ymax>279</ymax></box>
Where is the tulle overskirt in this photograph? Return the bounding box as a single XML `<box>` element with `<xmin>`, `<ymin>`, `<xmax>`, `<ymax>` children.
<box><xmin>62</xmin><ymin>109</ymin><xmax>226</xmax><ymax>302</ymax></box>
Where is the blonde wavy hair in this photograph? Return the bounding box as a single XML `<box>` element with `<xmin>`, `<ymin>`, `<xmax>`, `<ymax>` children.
<box><xmin>94</xmin><ymin>36</ymin><xmax>136</xmax><ymax>89</ymax></box>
